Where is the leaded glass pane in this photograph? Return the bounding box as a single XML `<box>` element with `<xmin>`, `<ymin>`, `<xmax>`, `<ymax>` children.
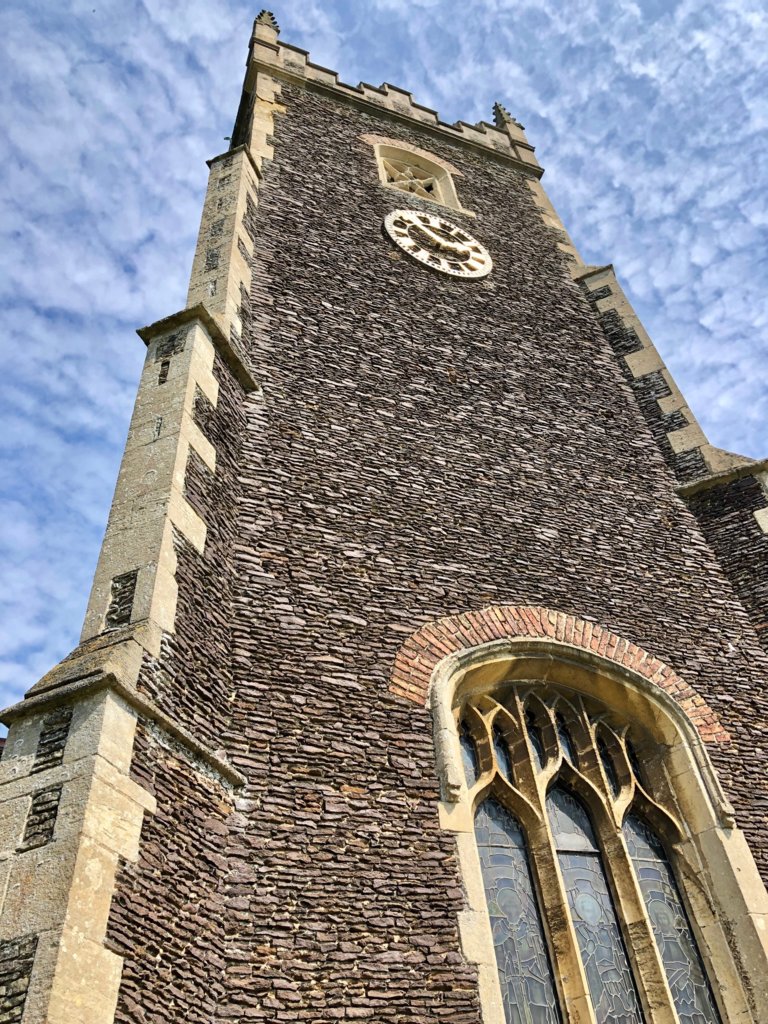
<box><xmin>493</xmin><ymin>724</ymin><xmax>514</xmax><ymax>783</ymax></box>
<box><xmin>547</xmin><ymin>788</ymin><xmax>644</xmax><ymax>1024</ymax></box>
<box><xmin>475</xmin><ymin>800</ymin><xmax>562</xmax><ymax>1024</ymax></box>
<box><xmin>460</xmin><ymin>721</ymin><xmax>480</xmax><ymax>788</ymax></box>
<box><xmin>555</xmin><ymin>713</ymin><xmax>578</xmax><ymax>766</ymax></box>
<box><xmin>597</xmin><ymin>735</ymin><xmax>620</xmax><ymax>797</ymax></box>
<box><xmin>626</xmin><ymin>739</ymin><xmax>644</xmax><ymax>789</ymax></box>
<box><xmin>525</xmin><ymin>707</ymin><xmax>546</xmax><ymax>771</ymax></box>
<box><xmin>547</xmin><ymin>786</ymin><xmax>598</xmax><ymax>853</ymax></box>
<box><xmin>624</xmin><ymin>814</ymin><xmax>721</xmax><ymax>1024</ymax></box>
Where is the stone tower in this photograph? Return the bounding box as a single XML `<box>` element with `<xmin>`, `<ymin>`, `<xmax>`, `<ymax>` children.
<box><xmin>2</xmin><ymin>10</ymin><xmax>767</xmax><ymax>1024</ymax></box>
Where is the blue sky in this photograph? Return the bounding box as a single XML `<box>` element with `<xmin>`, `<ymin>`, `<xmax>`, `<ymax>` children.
<box><xmin>1</xmin><ymin>0</ymin><xmax>767</xmax><ymax>709</ymax></box>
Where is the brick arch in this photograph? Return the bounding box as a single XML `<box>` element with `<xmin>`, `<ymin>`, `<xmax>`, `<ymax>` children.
<box><xmin>390</xmin><ymin>605</ymin><xmax>729</xmax><ymax>745</ymax></box>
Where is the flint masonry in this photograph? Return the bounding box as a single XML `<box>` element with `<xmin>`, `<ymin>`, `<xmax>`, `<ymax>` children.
<box><xmin>1</xmin><ymin>10</ymin><xmax>768</xmax><ymax>1024</ymax></box>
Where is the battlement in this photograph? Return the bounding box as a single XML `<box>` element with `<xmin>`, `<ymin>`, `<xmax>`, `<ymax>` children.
<box><xmin>238</xmin><ymin>10</ymin><xmax>543</xmax><ymax>176</ymax></box>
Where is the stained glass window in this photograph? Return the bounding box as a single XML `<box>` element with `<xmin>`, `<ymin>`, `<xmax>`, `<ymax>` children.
<box><xmin>460</xmin><ymin>721</ymin><xmax>480</xmax><ymax>788</ymax></box>
<box><xmin>475</xmin><ymin>800</ymin><xmax>562</xmax><ymax>1024</ymax></box>
<box><xmin>493</xmin><ymin>724</ymin><xmax>514</xmax><ymax>783</ymax></box>
<box><xmin>458</xmin><ymin>687</ymin><xmax>725</xmax><ymax>1024</ymax></box>
<box><xmin>547</xmin><ymin>787</ymin><xmax>644</xmax><ymax>1023</ymax></box>
<box><xmin>623</xmin><ymin>814</ymin><xmax>721</xmax><ymax>1024</ymax></box>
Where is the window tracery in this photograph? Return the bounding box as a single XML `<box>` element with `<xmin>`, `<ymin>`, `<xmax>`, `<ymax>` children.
<box><xmin>458</xmin><ymin>684</ymin><xmax>724</xmax><ymax>1024</ymax></box>
<box><xmin>382</xmin><ymin>155</ymin><xmax>441</xmax><ymax>200</ymax></box>
<box><xmin>370</xmin><ymin>141</ymin><xmax>464</xmax><ymax>211</ymax></box>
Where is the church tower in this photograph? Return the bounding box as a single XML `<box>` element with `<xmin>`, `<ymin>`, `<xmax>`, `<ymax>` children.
<box><xmin>2</xmin><ymin>11</ymin><xmax>768</xmax><ymax>1024</ymax></box>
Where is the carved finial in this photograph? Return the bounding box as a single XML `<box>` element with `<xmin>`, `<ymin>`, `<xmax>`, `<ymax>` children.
<box><xmin>255</xmin><ymin>9</ymin><xmax>280</xmax><ymax>31</ymax></box>
<box><xmin>493</xmin><ymin>101</ymin><xmax>524</xmax><ymax>131</ymax></box>
<box><xmin>252</xmin><ymin>9</ymin><xmax>280</xmax><ymax>46</ymax></box>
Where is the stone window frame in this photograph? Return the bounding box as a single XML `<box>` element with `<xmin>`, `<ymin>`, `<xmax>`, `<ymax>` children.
<box><xmin>429</xmin><ymin>635</ymin><xmax>768</xmax><ymax>1024</ymax></box>
<box><xmin>360</xmin><ymin>134</ymin><xmax>469</xmax><ymax>213</ymax></box>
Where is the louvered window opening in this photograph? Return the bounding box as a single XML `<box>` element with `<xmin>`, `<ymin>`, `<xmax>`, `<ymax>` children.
<box><xmin>382</xmin><ymin>157</ymin><xmax>443</xmax><ymax>202</ymax></box>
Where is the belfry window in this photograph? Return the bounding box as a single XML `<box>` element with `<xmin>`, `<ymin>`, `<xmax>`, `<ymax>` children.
<box><xmin>382</xmin><ymin>154</ymin><xmax>441</xmax><ymax>199</ymax></box>
<box><xmin>372</xmin><ymin>142</ymin><xmax>463</xmax><ymax>211</ymax></box>
<box><xmin>457</xmin><ymin>684</ymin><xmax>723</xmax><ymax>1024</ymax></box>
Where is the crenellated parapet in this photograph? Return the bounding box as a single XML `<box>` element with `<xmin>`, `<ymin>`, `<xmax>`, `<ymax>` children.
<box><xmin>237</xmin><ymin>10</ymin><xmax>542</xmax><ymax>177</ymax></box>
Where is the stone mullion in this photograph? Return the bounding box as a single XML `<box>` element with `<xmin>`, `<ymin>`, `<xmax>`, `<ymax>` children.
<box><xmin>526</xmin><ymin>811</ymin><xmax>597</xmax><ymax>1024</ymax></box>
<box><xmin>597</xmin><ymin>824</ymin><xmax>679</xmax><ymax>1024</ymax></box>
<box><xmin>573</xmin><ymin>703</ymin><xmax>679</xmax><ymax>1024</ymax></box>
<box><xmin>509</xmin><ymin>695</ymin><xmax>596</xmax><ymax>1024</ymax></box>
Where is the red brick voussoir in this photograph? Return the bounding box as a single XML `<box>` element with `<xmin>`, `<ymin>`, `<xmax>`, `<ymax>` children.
<box><xmin>390</xmin><ymin>605</ymin><xmax>730</xmax><ymax>745</ymax></box>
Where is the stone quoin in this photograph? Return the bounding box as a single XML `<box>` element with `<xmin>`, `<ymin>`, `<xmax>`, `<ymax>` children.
<box><xmin>1</xmin><ymin>9</ymin><xmax>767</xmax><ymax>1024</ymax></box>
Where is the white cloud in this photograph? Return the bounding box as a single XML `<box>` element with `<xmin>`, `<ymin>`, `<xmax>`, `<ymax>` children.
<box><xmin>0</xmin><ymin>0</ymin><xmax>765</xmax><ymax>710</ymax></box>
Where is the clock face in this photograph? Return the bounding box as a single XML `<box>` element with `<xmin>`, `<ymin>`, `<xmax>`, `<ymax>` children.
<box><xmin>384</xmin><ymin>209</ymin><xmax>493</xmax><ymax>279</ymax></box>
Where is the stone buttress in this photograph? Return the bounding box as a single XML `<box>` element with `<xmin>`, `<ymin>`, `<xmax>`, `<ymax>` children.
<box><xmin>0</xmin><ymin>13</ymin><xmax>280</xmax><ymax>1022</ymax></box>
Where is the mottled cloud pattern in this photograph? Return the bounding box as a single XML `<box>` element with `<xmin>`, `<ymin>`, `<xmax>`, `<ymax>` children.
<box><xmin>1</xmin><ymin>0</ymin><xmax>766</xmax><ymax>708</ymax></box>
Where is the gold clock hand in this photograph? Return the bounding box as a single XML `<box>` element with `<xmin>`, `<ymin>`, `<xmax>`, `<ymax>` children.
<box><xmin>412</xmin><ymin>222</ymin><xmax>470</xmax><ymax>256</ymax></box>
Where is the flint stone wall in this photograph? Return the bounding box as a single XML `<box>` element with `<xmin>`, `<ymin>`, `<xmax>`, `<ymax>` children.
<box><xmin>687</xmin><ymin>475</ymin><xmax>768</xmax><ymax>648</ymax></box>
<box><xmin>107</xmin><ymin>81</ymin><xmax>768</xmax><ymax>1023</ymax></box>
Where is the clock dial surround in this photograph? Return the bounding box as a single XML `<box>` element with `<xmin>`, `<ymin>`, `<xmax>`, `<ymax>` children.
<box><xmin>384</xmin><ymin>209</ymin><xmax>493</xmax><ymax>279</ymax></box>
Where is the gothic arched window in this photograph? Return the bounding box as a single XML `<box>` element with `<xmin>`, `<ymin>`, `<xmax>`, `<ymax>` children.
<box><xmin>475</xmin><ymin>799</ymin><xmax>561</xmax><ymax>1024</ymax></box>
<box><xmin>622</xmin><ymin>814</ymin><xmax>720</xmax><ymax>1023</ymax></box>
<box><xmin>456</xmin><ymin>683</ymin><xmax>725</xmax><ymax>1024</ymax></box>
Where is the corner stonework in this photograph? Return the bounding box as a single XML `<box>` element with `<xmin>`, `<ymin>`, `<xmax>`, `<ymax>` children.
<box><xmin>188</xmin><ymin>16</ymin><xmax>285</xmax><ymax>348</ymax></box>
<box><xmin>0</xmin><ymin>688</ymin><xmax>155</xmax><ymax>1024</ymax></box>
<box><xmin>574</xmin><ymin>264</ymin><xmax>759</xmax><ymax>483</ymax></box>
<box><xmin>0</xmin><ymin>12</ymin><xmax>275</xmax><ymax>1021</ymax></box>
<box><xmin>81</xmin><ymin>313</ymin><xmax>220</xmax><ymax>654</ymax></box>
<box><xmin>0</xmin><ymin>308</ymin><xmax>251</xmax><ymax>1021</ymax></box>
